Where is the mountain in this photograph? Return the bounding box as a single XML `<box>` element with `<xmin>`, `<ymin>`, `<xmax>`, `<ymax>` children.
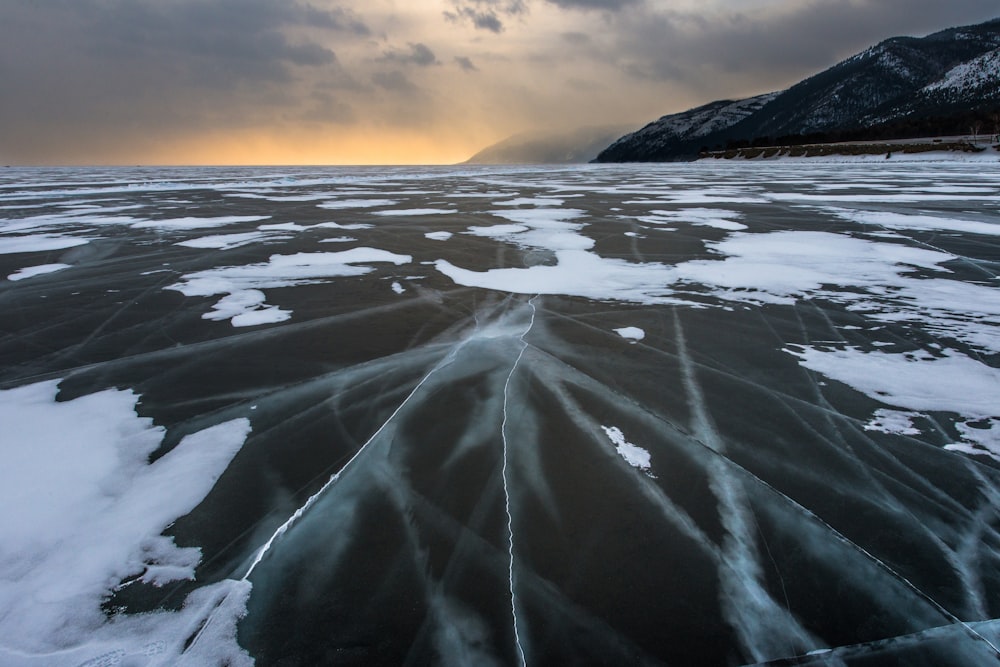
<box><xmin>593</xmin><ymin>93</ymin><xmax>778</xmax><ymax>162</ymax></box>
<box><xmin>595</xmin><ymin>17</ymin><xmax>1000</xmax><ymax>162</ymax></box>
<box><xmin>464</xmin><ymin>124</ymin><xmax>637</xmax><ymax>164</ymax></box>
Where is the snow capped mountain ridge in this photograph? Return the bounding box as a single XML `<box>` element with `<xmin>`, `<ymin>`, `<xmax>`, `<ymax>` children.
<box><xmin>596</xmin><ymin>17</ymin><xmax>1000</xmax><ymax>162</ymax></box>
<box><xmin>925</xmin><ymin>47</ymin><xmax>1000</xmax><ymax>93</ymax></box>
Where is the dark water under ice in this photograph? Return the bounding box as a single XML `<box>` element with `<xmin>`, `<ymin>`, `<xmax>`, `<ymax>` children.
<box><xmin>0</xmin><ymin>163</ymin><xmax>999</xmax><ymax>666</ymax></box>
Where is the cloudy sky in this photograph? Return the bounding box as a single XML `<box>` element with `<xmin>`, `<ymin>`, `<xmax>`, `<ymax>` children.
<box><xmin>1</xmin><ymin>0</ymin><xmax>997</xmax><ymax>165</ymax></box>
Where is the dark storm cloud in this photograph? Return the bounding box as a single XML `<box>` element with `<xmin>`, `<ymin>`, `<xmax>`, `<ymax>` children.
<box><xmin>379</xmin><ymin>43</ymin><xmax>440</xmax><ymax>67</ymax></box>
<box><xmin>0</xmin><ymin>0</ymin><xmax>365</xmax><ymax>146</ymax></box>
<box><xmin>444</xmin><ymin>0</ymin><xmax>527</xmax><ymax>33</ymax></box>
<box><xmin>561</xmin><ymin>32</ymin><xmax>592</xmax><ymax>45</ymax></box>
<box><xmin>545</xmin><ymin>0</ymin><xmax>641</xmax><ymax>10</ymax></box>
<box><xmin>455</xmin><ymin>56</ymin><xmax>479</xmax><ymax>72</ymax></box>
<box><xmin>371</xmin><ymin>70</ymin><xmax>418</xmax><ymax>94</ymax></box>
<box><xmin>301</xmin><ymin>91</ymin><xmax>357</xmax><ymax>124</ymax></box>
<box><xmin>611</xmin><ymin>0</ymin><xmax>1000</xmax><ymax>89</ymax></box>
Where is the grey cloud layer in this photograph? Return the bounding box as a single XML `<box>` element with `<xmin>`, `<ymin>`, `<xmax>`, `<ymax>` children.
<box><xmin>0</xmin><ymin>0</ymin><xmax>997</xmax><ymax>163</ymax></box>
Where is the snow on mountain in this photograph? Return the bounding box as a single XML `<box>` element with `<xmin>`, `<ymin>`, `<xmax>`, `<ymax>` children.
<box><xmin>596</xmin><ymin>17</ymin><xmax>1000</xmax><ymax>162</ymax></box>
<box><xmin>924</xmin><ymin>47</ymin><xmax>1000</xmax><ymax>93</ymax></box>
<box><xmin>596</xmin><ymin>92</ymin><xmax>778</xmax><ymax>162</ymax></box>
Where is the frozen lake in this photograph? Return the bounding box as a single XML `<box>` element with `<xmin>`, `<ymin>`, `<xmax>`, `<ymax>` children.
<box><xmin>1</xmin><ymin>162</ymin><xmax>999</xmax><ymax>666</ymax></box>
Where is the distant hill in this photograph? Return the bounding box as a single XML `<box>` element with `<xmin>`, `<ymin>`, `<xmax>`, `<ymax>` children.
<box><xmin>595</xmin><ymin>17</ymin><xmax>1000</xmax><ymax>162</ymax></box>
<box><xmin>464</xmin><ymin>125</ymin><xmax>638</xmax><ymax>164</ymax></box>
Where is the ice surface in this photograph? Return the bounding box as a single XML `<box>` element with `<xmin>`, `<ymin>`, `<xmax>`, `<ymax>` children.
<box><xmin>2</xmin><ymin>163</ymin><xmax>999</xmax><ymax>666</ymax></box>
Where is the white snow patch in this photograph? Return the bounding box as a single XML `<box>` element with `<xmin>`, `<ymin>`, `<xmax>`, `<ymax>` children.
<box><xmin>425</xmin><ymin>231</ymin><xmax>453</xmax><ymax>241</ymax></box>
<box><xmin>0</xmin><ymin>379</ymin><xmax>251</xmax><ymax>664</ymax></box>
<box><xmin>370</xmin><ymin>208</ymin><xmax>456</xmax><ymax>216</ymax></box>
<box><xmin>318</xmin><ymin>236</ymin><xmax>356</xmax><ymax>243</ymax></box>
<box><xmin>786</xmin><ymin>346</ymin><xmax>1000</xmax><ymax>418</ymax></box>
<box><xmin>492</xmin><ymin>197</ymin><xmax>564</xmax><ymax>207</ymax></box>
<box><xmin>317</xmin><ymin>198</ymin><xmax>397</xmax><ymax>209</ymax></box>
<box><xmin>436</xmin><ymin>251</ymin><xmax>680</xmax><ymax>304</ymax></box>
<box><xmin>945</xmin><ymin>419</ymin><xmax>1000</xmax><ymax>461</ymax></box>
<box><xmin>601</xmin><ymin>425</ymin><xmax>653</xmax><ymax>474</ymax></box>
<box><xmin>0</xmin><ymin>235</ymin><xmax>92</xmax><ymax>254</ymax></box>
<box><xmin>391</xmin><ymin>281</ymin><xmax>405</xmax><ymax>294</ymax></box>
<box><xmin>7</xmin><ymin>263</ymin><xmax>72</xmax><ymax>281</ymax></box>
<box><xmin>168</xmin><ymin>247</ymin><xmax>411</xmax><ymax>326</ymax></box>
<box><xmin>675</xmin><ymin>230</ymin><xmax>954</xmax><ymax>306</ymax></box>
<box><xmin>176</xmin><ymin>231</ymin><xmax>275</xmax><ymax>250</ymax></box>
<box><xmin>257</xmin><ymin>222</ymin><xmax>309</xmax><ymax>232</ymax></box>
<box><xmin>131</xmin><ymin>215</ymin><xmax>269</xmax><ymax>230</ymax></box>
<box><xmin>647</xmin><ymin>208</ymin><xmax>748</xmax><ymax>231</ymax></box>
<box><xmin>863</xmin><ymin>409</ymin><xmax>924</xmax><ymax>436</ymax></box>
<box><xmin>614</xmin><ymin>326</ymin><xmax>646</xmax><ymax>342</ymax></box>
<box><xmin>833</xmin><ymin>209</ymin><xmax>1000</xmax><ymax>236</ymax></box>
<box><xmin>314</xmin><ymin>221</ymin><xmax>373</xmax><ymax>230</ymax></box>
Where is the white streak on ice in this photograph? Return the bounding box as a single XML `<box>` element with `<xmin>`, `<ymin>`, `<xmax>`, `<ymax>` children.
<box><xmin>500</xmin><ymin>298</ymin><xmax>536</xmax><ymax>667</ymax></box>
<box><xmin>243</xmin><ymin>320</ymin><xmax>503</xmax><ymax>579</ymax></box>
<box><xmin>676</xmin><ymin>315</ymin><xmax>823</xmax><ymax>662</ymax></box>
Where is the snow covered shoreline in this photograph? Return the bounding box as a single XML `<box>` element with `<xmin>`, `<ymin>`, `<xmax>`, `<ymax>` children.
<box><xmin>700</xmin><ymin>143</ymin><xmax>1000</xmax><ymax>163</ymax></box>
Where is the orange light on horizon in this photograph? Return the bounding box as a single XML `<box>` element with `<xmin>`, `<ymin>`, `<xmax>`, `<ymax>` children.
<box><xmin>122</xmin><ymin>127</ymin><xmax>484</xmax><ymax>166</ymax></box>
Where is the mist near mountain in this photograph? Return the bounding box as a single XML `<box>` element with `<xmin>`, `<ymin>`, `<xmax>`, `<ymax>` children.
<box><xmin>464</xmin><ymin>125</ymin><xmax>639</xmax><ymax>164</ymax></box>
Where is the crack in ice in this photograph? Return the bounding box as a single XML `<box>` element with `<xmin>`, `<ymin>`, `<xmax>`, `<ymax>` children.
<box><xmin>243</xmin><ymin>344</ymin><xmax>469</xmax><ymax>580</ymax></box>
<box><xmin>501</xmin><ymin>296</ymin><xmax>536</xmax><ymax>667</ymax></box>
